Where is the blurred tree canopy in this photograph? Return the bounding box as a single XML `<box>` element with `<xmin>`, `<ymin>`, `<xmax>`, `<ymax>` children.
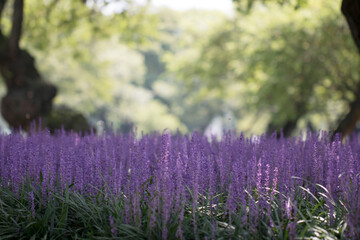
<box><xmin>170</xmin><ymin>0</ymin><xmax>359</xmax><ymax>137</ymax></box>
<box><xmin>0</xmin><ymin>0</ymin><xmax>359</xmax><ymax>137</ymax></box>
<box><xmin>230</xmin><ymin>0</ymin><xmax>360</xmax><ymax>138</ymax></box>
<box><xmin>0</xmin><ymin>0</ymin><xmax>158</xmax><ymax>132</ymax></box>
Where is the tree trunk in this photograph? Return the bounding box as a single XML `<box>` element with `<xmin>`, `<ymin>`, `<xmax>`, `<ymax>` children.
<box><xmin>341</xmin><ymin>0</ymin><xmax>360</xmax><ymax>53</ymax></box>
<box><xmin>266</xmin><ymin>99</ymin><xmax>307</xmax><ymax>138</ymax></box>
<box><xmin>267</xmin><ymin>118</ymin><xmax>299</xmax><ymax>138</ymax></box>
<box><xmin>332</xmin><ymin>0</ymin><xmax>360</xmax><ymax>139</ymax></box>
<box><xmin>0</xmin><ymin>0</ymin><xmax>57</xmax><ymax>130</ymax></box>
<box><xmin>0</xmin><ymin>44</ymin><xmax>57</xmax><ymax>130</ymax></box>
<box><xmin>333</xmin><ymin>99</ymin><xmax>360</xmax><ymax>139</ymax></box>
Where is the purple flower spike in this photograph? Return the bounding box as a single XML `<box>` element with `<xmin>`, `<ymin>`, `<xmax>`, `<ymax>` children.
<box><xmin>256</xmin><ymin>157</ymin><xmax>262</xmax><ymax>193</ymax></box>
<box><xmin>29</xmin><ymin>191</ymin><xmax>35</xmax><ymax>218</ymax></box>
<box><xmin>109</xmin><ymin>215</ymin><xmax>117</xmax><ymax>237</ymax></box>
<box><xmin>272</xmin><ymin>167</ymin><xmax>278</xmax><ymax>191</ymax></box>
<box><xmin>265</xmin><ymin>164</ymin><xmax>270</xmax><ymax>194</ymax></box>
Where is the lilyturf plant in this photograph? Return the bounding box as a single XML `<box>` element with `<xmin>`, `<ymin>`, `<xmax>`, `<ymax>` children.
<box><xmin>0</xmin><ymin>128</ymin><xmax>359</xmax><ymax>239</ymax></box>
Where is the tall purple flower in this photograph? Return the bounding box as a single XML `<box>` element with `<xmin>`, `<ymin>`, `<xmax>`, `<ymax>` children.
<box><xmin>264</xmin><ymin>163</ymin><xmax>270</xmax><ymax>194</ymax></box>
<box><xmin>256</xmin><ymin>156</ymin><xmax>262</xmax><ymax>194</ymax></box>
<box><xmin>160</xmin><ymin>131</ymin><xmax>171</xmax><ymax>179</ymax></box>
<box><xmin>109</xmin><ymin>215</ymin><xmax>117</xmax><ymax>237</ymax></box>
<box><xmin>272</xmin><ymin>167</ymin><xmax>278</xmax><ymax>191</ymax></box>
<box><xmin>29</xmin><ymin>191</ymin><xmax>35</xmax><ymax>218</ymax></box>
<box><xmin>348</xmin><ymin>145</ymin><xmax>355</xmax><ymax>180</ymax></box>
<box><xmin>160</xmin><ymin>131</ymin><xmax>172</xmax><ymax>240</ymax></box>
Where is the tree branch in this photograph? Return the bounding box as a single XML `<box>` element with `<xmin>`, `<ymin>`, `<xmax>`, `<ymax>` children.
<box><xmin>342</xmin><ymin>0</ymin><xmax>360</xmax><ymax>53</ymax></box>
<box><xmin>9</xmin><ymin>0</ymin><xmax>23</xmax><ymax>58</ymax></box>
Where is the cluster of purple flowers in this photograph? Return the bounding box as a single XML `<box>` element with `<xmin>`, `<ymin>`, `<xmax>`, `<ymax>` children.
<box><xmin>0</xmin><ymin>129</ymin><xmax>359</xmax><ymax>238</ymax></box>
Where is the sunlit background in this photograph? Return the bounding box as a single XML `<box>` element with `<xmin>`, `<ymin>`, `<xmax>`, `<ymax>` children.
<box><xmin>102</xmin><ymin>0</ymin><xmax>234</xmax><ymax>15</ymax></box>
<box><xmin>0</xmin><ymin>0</ymin><xmax>356</xmax><ymax>138</ymax></box>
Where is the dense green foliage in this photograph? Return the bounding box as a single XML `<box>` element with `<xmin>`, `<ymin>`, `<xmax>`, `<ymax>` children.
<box><xmin>0</xmin><ymin>0</ymin><xmax>355</xmax><ymax>136</ymax></box>
<box><xmin>0</xmin><ymin>177</ymin><xmax>350</xmax><ymax>239</ymax></box>
<box><xmin>170</xmin><ymin>1</ymin><xmax>357</xmax><ymax>134</ymax></box>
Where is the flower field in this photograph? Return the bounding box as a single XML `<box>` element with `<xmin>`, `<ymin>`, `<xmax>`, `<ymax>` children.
<box><xmin>0</xmin><ymin>129</ymin><xmax>359</xmax><ymax>239</ymax></box>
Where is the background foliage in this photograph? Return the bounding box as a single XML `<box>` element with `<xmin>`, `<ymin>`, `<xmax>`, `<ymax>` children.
<box><xmin>0</xmin><ymin>0</ymin><xmax>356</xmax><ymax>136</ymax></box>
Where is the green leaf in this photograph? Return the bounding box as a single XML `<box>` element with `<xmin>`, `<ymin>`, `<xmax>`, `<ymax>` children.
<box><xmin>39</xmin><ymin>171</ymin><xmax>43</xmax><ymax>184</ymax></box>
